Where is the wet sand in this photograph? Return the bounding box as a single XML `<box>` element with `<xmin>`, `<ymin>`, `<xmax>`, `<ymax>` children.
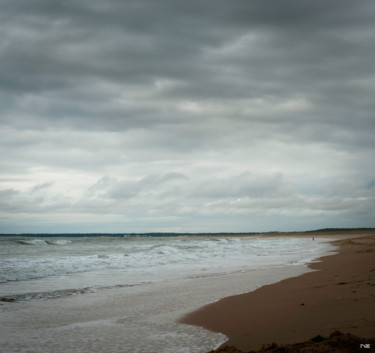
<box><xmin>180</xmin><ymin>233</ymin><xmax>375</xmax><ymax>352</ymax></box>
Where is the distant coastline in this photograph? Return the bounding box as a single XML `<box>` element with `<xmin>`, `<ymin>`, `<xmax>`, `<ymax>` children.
<box><xmin>1</xmin><ymin>227</ymin><xmax>374</xmax><ymax>238</ymax></box>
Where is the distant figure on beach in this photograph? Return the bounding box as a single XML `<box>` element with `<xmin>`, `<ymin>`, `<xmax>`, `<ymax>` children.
<box><xmin>312</xmin><ymin>237</ymin><xmax>315</xmax><ymax>241</ymax></box>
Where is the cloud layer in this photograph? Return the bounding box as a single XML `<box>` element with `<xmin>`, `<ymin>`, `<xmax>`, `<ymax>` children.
<box><xmin>1</xmin><ymin>0</ymin><xmax>375</xmax><ymax>232</ymax></box>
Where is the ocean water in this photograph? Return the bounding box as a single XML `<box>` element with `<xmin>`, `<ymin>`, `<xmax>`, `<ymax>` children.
<box><xmin>0</xmin><ymin>236</ymin><xmax>336</xmax><ymax>353</ymax></box>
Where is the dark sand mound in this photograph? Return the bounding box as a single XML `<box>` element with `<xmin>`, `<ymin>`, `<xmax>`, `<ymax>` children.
<box><xmin>207</xmin><ymin>331</ymin><xmax>375</xmax><ymax>353</ymax></box>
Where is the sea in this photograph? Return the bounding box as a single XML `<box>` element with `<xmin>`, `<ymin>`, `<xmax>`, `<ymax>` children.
<box><xmin>0</xmin><ymin>235</ymin><xmax>337</xmax><ymax>353</ymax></box>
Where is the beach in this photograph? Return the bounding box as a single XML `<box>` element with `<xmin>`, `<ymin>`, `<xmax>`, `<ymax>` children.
<box><xmin>1</xmin><ymin>232</ymin><xmax>373</xmax><ymax>352</ymax></box>
<box><xmin>180</xmin><ymin>233</ymin><xmax>375</xmax><ymax>352</ymax></box>
<box><xmin>0</xmin><ymin>235</ymin><xmax>335</xmax><ymax>353</ymax></box>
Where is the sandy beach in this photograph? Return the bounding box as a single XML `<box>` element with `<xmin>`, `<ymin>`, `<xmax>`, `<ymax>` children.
<box><xmin>180</xmin><ymin>233</ymin><xmax>375</xmax><ymax>352</ymax></box>
<box><xmin>2</xmin><ymin>236</ymin><xmax>333</xmax><ymax>353</ymax></box>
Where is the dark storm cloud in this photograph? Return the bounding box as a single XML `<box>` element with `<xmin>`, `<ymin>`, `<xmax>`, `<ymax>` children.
<box><xmin>1</xmin><ymin>1</ymin><xmax>374</xmax><ymax>119</ymax></box>
<box><xmin>0</xmin><ymin>0</ymin><xmax>373</xmax><ymax>148</ymax></box>
<box><xmin>1</xmin><ymin>0</ymin><xmax>225</xmax><ymax>93</ymax></box>
<box><xmin>2</xmin><ymin>0</ymin><xmax>373</xmax><ymax>95</ymax></box>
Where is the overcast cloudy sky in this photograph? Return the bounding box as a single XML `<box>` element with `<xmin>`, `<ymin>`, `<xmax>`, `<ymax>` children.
<box><xmin>1</xmin><ymin>0</ymin><xmax>374</xmax><ymax>233</ymax></box>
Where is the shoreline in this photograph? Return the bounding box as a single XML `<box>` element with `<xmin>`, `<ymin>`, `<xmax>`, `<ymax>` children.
<box><xmin>180</xmin><ymin>233</ymin><xmax>375</xmax><ymax>351</ymax></box>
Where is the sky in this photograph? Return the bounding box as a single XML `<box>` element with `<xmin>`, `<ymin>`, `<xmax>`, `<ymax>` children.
<box><xmin>1</xmin><ymin>0</ymin><xmax>375</xmax><ymax>233</ymax></box>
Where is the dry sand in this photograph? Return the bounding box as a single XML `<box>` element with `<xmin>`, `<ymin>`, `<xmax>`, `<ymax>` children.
<box><xmin>180</xmin><ymin>233</ymin><xmax>375</xmax><ymax>352</ymax></box>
